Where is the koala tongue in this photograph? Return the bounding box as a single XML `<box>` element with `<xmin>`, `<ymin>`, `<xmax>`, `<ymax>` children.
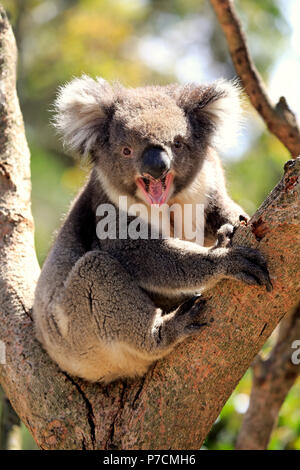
<box><xmin>148</xmin><ymin>179</ymin><xmax>164</xmax><ymax>204</ymax></box>
<box><xmin>137</xmin><ymin>173</ymin><xmax>173</xmax><ymax>206</ymax></box>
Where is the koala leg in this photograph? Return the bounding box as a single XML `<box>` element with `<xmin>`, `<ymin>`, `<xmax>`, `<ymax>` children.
<box><xmin>36</xmin><ymin>251</ymin><xmax>207</xmax><ymax>383</ymax></box>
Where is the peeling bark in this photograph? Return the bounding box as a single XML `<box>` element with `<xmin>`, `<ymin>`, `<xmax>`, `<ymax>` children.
<box><xmin>0</xmin><ymin>6</ymin><xmax>299</xmax><ymax>450</ymax></box>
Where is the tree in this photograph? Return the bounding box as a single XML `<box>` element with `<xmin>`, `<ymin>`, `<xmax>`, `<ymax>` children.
<box><xmin>210</xmin><ymin>0</ymin><xmax>300</xmax><ymax>449</ymax></box>
<box><xmin>0</xmin><ymin>3</ymin><xmax>299</xmax><ymax>449</ymax></box>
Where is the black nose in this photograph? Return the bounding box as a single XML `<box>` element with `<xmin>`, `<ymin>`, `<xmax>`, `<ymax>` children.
<box><xmin>141</xmin><ymin>147</ymin><xmax>170</xmax><ymax>180</ymax></box>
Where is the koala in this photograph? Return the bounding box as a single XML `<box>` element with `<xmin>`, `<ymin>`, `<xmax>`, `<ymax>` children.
<box><xmin>33</xmin><ymin>76</ymin><xmax>272</xmax><ymax>383</ymax></box>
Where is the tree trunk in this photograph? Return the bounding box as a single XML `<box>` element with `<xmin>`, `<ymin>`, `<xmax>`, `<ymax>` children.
<box><xmin>235</xmin><ymin>303</ymin><xmax>300</xmax><ymax>450</ymax></box>
<box><xmin>0</xmin><ymin>6</ymin><xmax>299</xmax><ymax>450</ymax></box>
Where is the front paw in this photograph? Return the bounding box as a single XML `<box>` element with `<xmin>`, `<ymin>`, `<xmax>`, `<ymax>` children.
<box><xmin>159</xmin><ymin>296</ymin><xmax>208</xmax><ymax>346</ymax></box>
<box><xmin>220</xmin><ymin>246</ymin><xmax>272</xmax><ymax>292</ymax></box>
<box><xmin>215</xmin><ymin>216</ymin><xmax>249</xmax><ymax>249</ymax></box>
<box><xmin>174</xmin><ymin>296</ymin><xmax>208</xmax><ymax>336</ymax></box>
<box><xmin>215</xmin><ymin>223</ymin><xmax>236</xmax><ymax>248</ymax></box>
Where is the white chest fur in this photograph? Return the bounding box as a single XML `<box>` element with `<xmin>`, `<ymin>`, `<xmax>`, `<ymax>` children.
<box><xmin>97</xmin><ymin>163</ymin><xmax>211</xmax><ymax>246</ymax></box>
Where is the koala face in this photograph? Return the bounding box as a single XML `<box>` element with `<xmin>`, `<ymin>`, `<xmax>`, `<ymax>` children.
<box><xmin>54</xmin><ymin>76</ymin><xmax>241</xmax><ymax>206</ymax></box>
<box><xmin>99</xmin><ymin>89</ymin><xmax>197</xmax><ymax>206</ymax></box>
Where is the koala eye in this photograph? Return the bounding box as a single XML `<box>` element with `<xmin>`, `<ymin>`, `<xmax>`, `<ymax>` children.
<box><xmin>173</xmin><ymin>139</ymin><xmax>183</xmax><ymax>149</ymax></box>
<box><xmin>122</xmin><ymin>146</ymin><xmax>133</xmax><ymax>157</ymax></box>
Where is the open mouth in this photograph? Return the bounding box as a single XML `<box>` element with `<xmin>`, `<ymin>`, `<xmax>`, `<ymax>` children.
<box><xmin>136</xmin><ymin>172</ymin><xmax>174</xmax><ymax>206</ymax></box>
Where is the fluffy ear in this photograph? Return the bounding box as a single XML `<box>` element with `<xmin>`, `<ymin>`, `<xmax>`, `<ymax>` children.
<box><xmin>177</xmin><ymin>79</ymin><xmax>243</xmax><ymax>151</ymax></box>
<box><xmin>53</xmin><ymin>75</ymin><xmax>114</xmax><ymax>156</ymax></box>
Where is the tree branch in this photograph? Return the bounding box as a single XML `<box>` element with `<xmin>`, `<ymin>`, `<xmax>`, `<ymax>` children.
<box><xmin>210</xmin><ymin>0</ymin><xmax>300</xmax><ymax>449</ymax></box>
<box><xmin>235</xmin><ymin>304</ymin><xmax>300</xmax><ymax>450</ymax></box>
<box><xmin>0</xmin><ymin>5</ymin><xmax>299</xmax><ymax>449</ymax></box>
<box><xmin>210</xmin><ymin>0</ymin><xmax>300</xmax><ymax>157</ymax></box>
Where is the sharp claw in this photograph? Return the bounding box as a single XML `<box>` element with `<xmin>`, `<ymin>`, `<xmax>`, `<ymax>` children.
<box><xmin>176</xmin><ymin>294</ymin><xmax>202</xmax><ymax>316</ymax></box>
<box><xmin>186</xmin><ymin>322</ymin><xmax>208</xmax><ymax>332</ymax></box>
<box><xmin>250</xmin><ymin>274</ymin><xmax>262</xmax><ymax>285</ymax></box>
<box><xmin>239</xmin><ymin>214</ymin><xmax>248</xmax><ymax>225</ymax></box>
<box><xmin>262</xmin><ymin>270</ymin><xmax>272</xmax><ymax>291</ymax></box>
<box><xmin>266</xmin><ymin>280</ymin><xmax>273</xmax><ymax>292</ymax></box>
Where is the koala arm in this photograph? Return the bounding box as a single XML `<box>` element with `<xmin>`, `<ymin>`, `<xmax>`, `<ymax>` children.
<box><xmin>204</xmin><ymin>150</ymin><xmax>248</xmax><ymax>245</ymax></box>
<box><xmin>102</xmin><ymin>237</ymin><xmax>271</xmax><ymax>297</ymax></box>
<box><xmin>205</xmin><ymin>191</ymin><xmax>248</xmax><ymax>248</ymax></box>
<box><xmin>205</xmin><ymin>190</ymin><xmax>248</xmax><ymax>238</ymax></box>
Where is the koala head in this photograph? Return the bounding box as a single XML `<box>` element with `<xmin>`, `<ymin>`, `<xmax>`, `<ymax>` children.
<box><xmin>54</xmin><ymin>75</ymin><xmax>241</xmax><ymax>206</ymax></box>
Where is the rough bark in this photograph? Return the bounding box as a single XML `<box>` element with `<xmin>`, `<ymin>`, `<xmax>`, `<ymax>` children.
<box><xmin>210</xmin><ymin>0</ymin><xmax>300</xmax><ymax>157</ymax></box>
<box><xmin>0</xmin><ymin>6</ymin><xmax>299</xmax><ymax>450</ymax></box>
<box><xmin>235</xmin><ymin>304</ymin><xmax>300</xmax><ymax>450</ymax></box>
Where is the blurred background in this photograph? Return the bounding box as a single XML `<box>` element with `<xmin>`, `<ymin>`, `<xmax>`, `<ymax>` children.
<box><xmin>0</xmin><ymin>0</ymin><xmax>299</xmax><ymax>450</ymax></box>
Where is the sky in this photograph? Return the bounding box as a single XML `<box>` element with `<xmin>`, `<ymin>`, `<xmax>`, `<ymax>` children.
<box><xmin>137</xmin><ymin>0</ymin><xmax>300</xmax><ymax>159</ymax></box>
<box><xmin>138</xmin><ymin>0</ymin><xmax>300</xmax><ymax>118</ymax></box>
<box><xmin>269</xmin><ymin>0</ymin><xmax>300</xmax><ymax>120</ymax></box>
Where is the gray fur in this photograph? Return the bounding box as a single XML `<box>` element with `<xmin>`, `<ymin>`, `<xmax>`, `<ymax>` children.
<box><xmin>34</xmin><ymin>76</ymin><xmax>271</xmax><ymax>383</ymax></box>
